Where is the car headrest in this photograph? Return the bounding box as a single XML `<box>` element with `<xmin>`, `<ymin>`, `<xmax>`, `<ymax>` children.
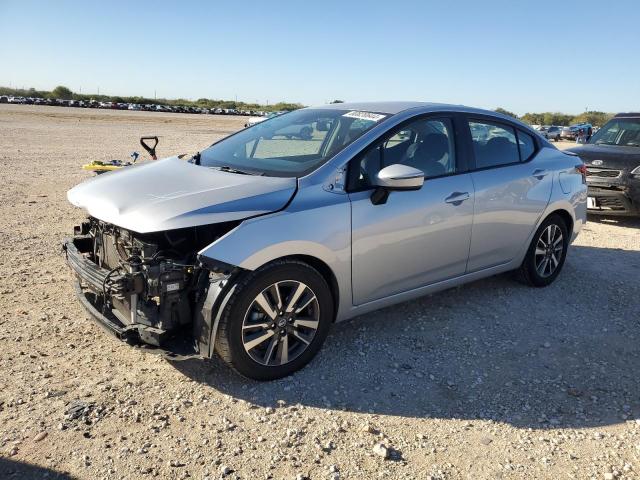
<box><xmin>486</xmin><ymin>136</ymin><xmax>515</xmax><ymax>156</ymax></box>
<box><xmin>419</xmin><ymin>133</ymin><xmax>449</xmax><ymax>161</ymax></box>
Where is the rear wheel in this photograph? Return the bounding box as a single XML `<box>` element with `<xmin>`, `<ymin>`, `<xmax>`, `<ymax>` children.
<box><xmin>215</xmin><ymin>260</ymin><xmax>333</xmax><ymax>380</ymax></box>
<box><xmin>517</xmin><ymin>214</ymin><xmax>569</xmax><ymax>287</ymax></box>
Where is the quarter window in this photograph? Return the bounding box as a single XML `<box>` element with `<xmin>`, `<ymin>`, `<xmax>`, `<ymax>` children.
<box><xmin>517</xmin><ymin>130</ymin><xmax>536</xmax><ymax>161</ymax></box>
<box><xmin>469</xmin><ymin>121</ymin><xmax>519</xmax><ymax>168</ymax></box>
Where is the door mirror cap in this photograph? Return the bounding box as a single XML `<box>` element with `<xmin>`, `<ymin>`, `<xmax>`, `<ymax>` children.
<box><xmin>375</xmin><ymin>164</ymin><xmax>424</xmax><ymax>191</ymax></box>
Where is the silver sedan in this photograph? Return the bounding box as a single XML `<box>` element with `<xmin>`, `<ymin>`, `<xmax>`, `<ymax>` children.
<box><xmin>65</xmin><ymin>102</ymin><xmax>587</xmax><ymax>380</ymax></box>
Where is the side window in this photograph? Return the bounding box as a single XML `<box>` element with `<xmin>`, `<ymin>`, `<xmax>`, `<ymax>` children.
<box><xmin>469</xmin><ymin>121</ymin><xmax>519</xmax><ymax>168</ymax></box>
<box><xmin>350</xmin><ymin>117</ymin><xmax>456</xmax><ymax>190</ymax></box>
<box><xmin>517</xmin><ymin>130</ymin><xmax>536</xmax><ymax>161</ymax></box>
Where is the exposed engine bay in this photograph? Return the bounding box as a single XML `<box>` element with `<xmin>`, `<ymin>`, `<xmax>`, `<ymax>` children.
<box><xmin>65</xmin><ymin>217</ymin><xmax>239</xmax><ymax>349</ymax></box>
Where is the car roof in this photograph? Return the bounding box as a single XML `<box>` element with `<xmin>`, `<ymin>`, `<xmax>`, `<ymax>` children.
<box><xmin>311</xmin><ymin>101</ymin><xmax>505</xmax><ymax>117</ymax></box>
<box><xmin>311</xmin><ymin>101</ymin><xmax>537</xmax><ymax>134</ymax></box>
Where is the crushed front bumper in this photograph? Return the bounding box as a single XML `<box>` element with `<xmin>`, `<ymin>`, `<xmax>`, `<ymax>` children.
<box><xmin>63</xmin><ymin>236</ymin><xmax>185</xmax><ymax>349</ymax></box>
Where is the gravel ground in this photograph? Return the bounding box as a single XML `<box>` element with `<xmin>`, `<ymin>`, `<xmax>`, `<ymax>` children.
<box><xmin>0</xmin><ymin>105</ymin><xmax>639</xmax><ymax>480</ymax></box>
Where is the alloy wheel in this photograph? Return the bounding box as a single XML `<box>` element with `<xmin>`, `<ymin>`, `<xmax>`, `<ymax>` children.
<box><xmin>242</xmin><ymin>280</ymin><xmax>320</xmax><ymax>366</ymax></box>
<box><xmin>534</xmin><ymin>224</ymin><xmax>564</xmax><ymax>278</ymax></box>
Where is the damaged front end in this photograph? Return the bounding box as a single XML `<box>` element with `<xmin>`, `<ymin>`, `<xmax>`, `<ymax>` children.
<box><xmin>63</xmin><ymin>217</ymin><xmax>240</xmax><ymax>354</ymax></box>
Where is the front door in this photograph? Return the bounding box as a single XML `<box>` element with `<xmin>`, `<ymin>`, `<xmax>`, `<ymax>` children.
<box><xmin>349</xmin><ymin>116</ymin><xmax>475</xmax><ymax>305</ymax></box>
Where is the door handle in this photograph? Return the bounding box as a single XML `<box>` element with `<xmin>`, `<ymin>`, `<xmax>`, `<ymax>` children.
<box><xmin>444</xmin><ymin>191</ymin><xmax>470</xmax><ymax>205</ymax></box>
<box><xmin>532</xmin><ymin>169</ymin><xmax>549</xmax><ymax>179</ymax></box>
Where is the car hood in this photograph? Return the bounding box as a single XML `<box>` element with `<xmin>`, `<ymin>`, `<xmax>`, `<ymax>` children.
<box><xmin>566</xmin><ymin>144</ymin><xmax>640</xmax><ymax>171</ymax></box>
<box><xmin>67</xmin><ymin>156</ymin><xmax>297</xmax><ymax>233</ymax></box>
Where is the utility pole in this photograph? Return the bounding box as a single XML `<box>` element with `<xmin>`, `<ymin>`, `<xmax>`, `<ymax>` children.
<box><xmin>154</xmin><ymin>89</ymin><xmax>157</xmax><ymax>100</ymax></box>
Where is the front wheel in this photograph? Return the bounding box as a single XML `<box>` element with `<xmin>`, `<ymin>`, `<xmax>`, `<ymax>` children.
<box><xmin>517</xmin><ymin>214</ymin><xmax>569</xmax><ymax>287</ymax></box>
<box><xmin>215</xmin><ymin>260</ymin><xmax>333</xmax><ymax>380</ymax></box>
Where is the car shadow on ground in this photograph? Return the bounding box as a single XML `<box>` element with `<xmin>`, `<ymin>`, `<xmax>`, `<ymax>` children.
<box><xmin>0</xmin><ymin>458</ymin><xmax>76</xmax><ymax>480</ymax></box>
<box><xmin>170</xmin><ymin>245</ymin><xmax>640</xmax><ymax>431</ymax></box>
<box><xmin>587</xmin><ymin>214</ymin><xmax>640</xmax><ymax>228</ymax></box>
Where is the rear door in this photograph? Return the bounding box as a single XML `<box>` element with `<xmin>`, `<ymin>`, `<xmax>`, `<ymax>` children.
<box><xmin>464</xmin><ymin>117</ymin><xmax>553</xmax><ymax>272</ymax></box>
<box><xmin>349</xmin><ymin>115</ymin><xmax>475</xmax><ymax>305</ymax></box>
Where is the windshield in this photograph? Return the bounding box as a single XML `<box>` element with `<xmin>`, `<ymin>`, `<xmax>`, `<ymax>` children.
<box><xmin>197</xmin><ymin>108</ymin><xmax>388</xmax><ymax>176</ymax></box>
<box><xmin>589</xmin><ymin>118</ymin><xmax>640</xmax><ymax>146</ymax></box>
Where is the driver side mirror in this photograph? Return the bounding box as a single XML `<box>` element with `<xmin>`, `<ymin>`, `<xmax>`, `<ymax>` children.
<box><xmin>375</xmin><ymin>164</ymin><xmax>424</xmax><ymax>190</ymax></box>
<box><xmin>371</xmin><ymin>164</ymin><xmax>424</xmax><ymax>205</ymax></box>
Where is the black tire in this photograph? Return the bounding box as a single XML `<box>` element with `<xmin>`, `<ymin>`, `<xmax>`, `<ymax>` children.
<box><xmin>517</xmin><ymin>214</ymin><xmax>569</xmax><ymax>287</ymax></box>
<box><xmin>215</xmin><ymin>260</ymin><xmax>333</xmax><ymax>380</ymax></box>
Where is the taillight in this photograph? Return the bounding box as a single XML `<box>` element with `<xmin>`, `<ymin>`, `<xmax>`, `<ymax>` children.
<box><xmin>575</xmin><ymin>163</ymin><xmax>587</xmax><ymax>184</ymax></box>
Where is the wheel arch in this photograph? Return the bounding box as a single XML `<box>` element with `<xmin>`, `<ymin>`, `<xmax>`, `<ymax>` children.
<box><xmin>544</xmin><ymin>208</ymin><xmax>574</xmax><ymax>236</ymax></box>
<box><xmin>270</xmin><ymin>254</ymin><xmax>340</xmax><ymax>322</ymax></box>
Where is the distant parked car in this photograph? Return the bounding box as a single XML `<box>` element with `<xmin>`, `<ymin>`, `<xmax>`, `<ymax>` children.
<box><xmin>568</xmin><ymin>112</ymin><xmax>640</xmax><ymax>216</ymax></box>
<box><xmin>561</xmin><ymin>123</ymin><xmax>592</xmax><ymax>141</ymax></box>
<box><xmin>0</xmin><ymin>95</ymin><xmax>8</xmax><ymax>104</ymax></box>
<box><xmin>244</xmin><ymin>111</ymin><xmax>284</xmax><ymax>128</ymax></box>
<box><xmin>543</xmin><ymin>126</ymin><xmax>562</xmax><ymax>142</ymax></box>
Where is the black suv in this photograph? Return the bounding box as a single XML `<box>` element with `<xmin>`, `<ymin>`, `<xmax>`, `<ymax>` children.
<box><xmin>568</xmin><ymin>113</ymin><xmax>640</xmax><ymax>216</ymax></box>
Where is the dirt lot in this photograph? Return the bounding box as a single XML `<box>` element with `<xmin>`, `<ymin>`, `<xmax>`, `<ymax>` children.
<box><xmin>1</xmin><ymin>105</ymin><xmax>639</xmax><ymax>480</ymax></box>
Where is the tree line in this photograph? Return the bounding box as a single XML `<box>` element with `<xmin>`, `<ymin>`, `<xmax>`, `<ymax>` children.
<box><xmin>0</xmin><ymin>85</ymin><xmax>304</xmax><ymax>112</ymax></box>
<box><xmin>0</xmin><ymin>85</ymin><xmax>615</xmax><ymax>125</ymax></box>
<box><xmin>494</xmin><ymin>107</ymin><xmax>613</xmax><ymax>127</ymax></box>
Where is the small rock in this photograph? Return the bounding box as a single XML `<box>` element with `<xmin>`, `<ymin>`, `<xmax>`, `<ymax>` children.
<box><xmin>604</xmin><ymin>473</ymin><xmax>614</xmax><ymax>480</ymax></box>
<box><xmin>543</xmin><ymin>342</ymin><xmax>551</xmax><ymax>348</ymax></box>
<box><xmin>480</xmin><ymin>436</ymin><xmax>492</xmax><ymax>445</ymax></box>
<box><xmin>220</xmin><ymin>465</ymin><xmax>232</xmax><ymax>476</ymax></box>
<box><xmin>33</xmin><ymin>431</ymin><xmax>48</xmax><ymax>442</ymax></box>
<box><xmin>373</xmin><ymin>442</ymin><xmax>390</xmax><ymax>459</ymax></box>
<box><xmin>361</xmin><ymin>423</ymin><xmax>376</xmax><ymax>434</ymax></box>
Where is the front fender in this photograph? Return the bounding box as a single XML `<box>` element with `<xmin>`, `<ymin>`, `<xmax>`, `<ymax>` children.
<box><xmin>198</xmin><ymin>186</ymin><xmax>353</xmax><ymax>319</ymax></box>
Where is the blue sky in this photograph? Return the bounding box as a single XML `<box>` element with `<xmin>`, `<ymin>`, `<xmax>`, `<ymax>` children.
<box><xmin>1</xmin><ymin>0</ymin><xmax>639</xmax><ymax>114</ymax></box>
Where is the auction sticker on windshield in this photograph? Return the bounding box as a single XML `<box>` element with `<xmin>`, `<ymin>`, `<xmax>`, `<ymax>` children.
<box><xmin>342</xmin><ymin>111</ymin><xmax>387</xmax><ymax>122</ymax></box>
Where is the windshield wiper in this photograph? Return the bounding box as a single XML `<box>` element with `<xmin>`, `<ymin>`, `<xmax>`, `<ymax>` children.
<box><xmin>214</xmin><ymin>165</ymin><xmax>263</xmax><ymax>176</ymax></box>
